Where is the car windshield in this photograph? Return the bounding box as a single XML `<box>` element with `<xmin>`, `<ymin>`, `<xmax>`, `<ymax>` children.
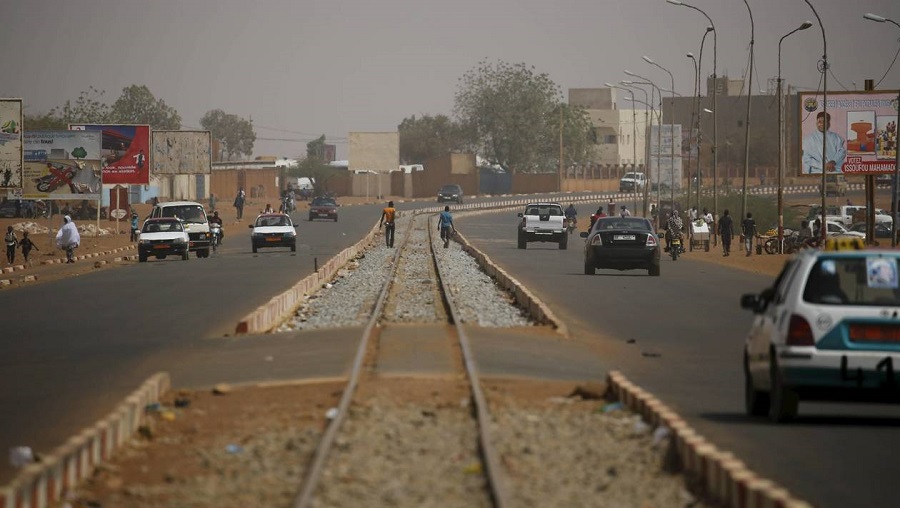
<box><xmin>525</xmin><ymin>205</ymin><xmax>561</xmax><ymax>216</ymax></box>
<box><xmin>803</xmin><ymin>256</ymin><xmax>900</xmax><ymax>306</ymax></box>
<box><xmin>440</xmin><ymin>185</ymin><xmax>460</xmax><ymax>193</ymax></box>
<box><xmin>256</xmin><ymin>216</ymin><xmax>291</xmax><ymax>227</ymax></box>
<box><xmin>311</xmin><ymin>198</ymin><xmax>336</xmax><ymax>206</ymax></box>
<box><xmin>160</xmin><ymin>205</ymin><xmax>207</xmax><ymax>223</ymax></box>
<box><xmin>143</xmin><ymin>221</ymin><xmax>183</xmax><ymax>233</ymax></box>
<box><xmin>596</xmin><ymin>217</ymin><xmax>651</xmax><ymax>231</ymax></box>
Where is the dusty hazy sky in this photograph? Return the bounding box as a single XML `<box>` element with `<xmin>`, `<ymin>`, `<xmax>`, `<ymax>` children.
<box><xmin>2</xmin><ymin>0</ymin><xmax>898</xmax><ymax>159</ymax></box>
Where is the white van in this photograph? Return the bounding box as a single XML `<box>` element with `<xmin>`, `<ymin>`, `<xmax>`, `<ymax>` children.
<box><xmin>148</xmin><ymin>201</ymin><xmax>212</xmax><ymax>258</ymax></box>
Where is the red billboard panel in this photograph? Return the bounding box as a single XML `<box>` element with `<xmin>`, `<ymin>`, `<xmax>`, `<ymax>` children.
<box><xmin>69</xmin><ymin>124</ymin><xmax>151</xmax><ymax>184</ymax></box>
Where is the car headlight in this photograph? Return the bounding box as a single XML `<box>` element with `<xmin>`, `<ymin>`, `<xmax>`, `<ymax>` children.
<box><xmin>285</xmin><ymin>231</ymin><xmax>296</xmax><ymax>238</ymax></box>
<box><xmin>173</xmin><ymin>237</ymin><xmax>186</xmax><ymax>244</ymax></box>
<box><xmin>139</xmin><ymin>238</ymin><xmax>149</xmax><ymax>245</ymax></box>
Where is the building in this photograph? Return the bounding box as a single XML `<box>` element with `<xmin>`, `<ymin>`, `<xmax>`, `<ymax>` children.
<box><xmin>569</xmin><ymin>88</ymin><xmax>651</xmax><ymax>167</ymax></box>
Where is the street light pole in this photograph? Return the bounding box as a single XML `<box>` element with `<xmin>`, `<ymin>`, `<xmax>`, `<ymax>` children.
<box><xmin>687</xmin><ymin>52</ymin><xmax>698</xmax><ymax>214</ymax></box>
<box><xmin>621</xmin><ymin>82</ymin><xmax>653</xmax><ymax>215</ymax></box>
<box><xmin>667</xmin><ymin>0</ymin><xmax>717</xmax><ymax>240</ymax></box>
<box><xmin>605</xmin><ymin>83</ymin><xmax>639</xmax><ymax>213</ymax></box>
<box><xmin>801</xmin><ymin>0</ymin><xmax>828</xmax><ymax>244</ymax></box>
<box><xmin>696</xmin><ymin>26</ymin><xmax>713</xmax><ymax>213</ymax></box>
<box><xmin>740</xmin><ymin>0</ymin><xmax>755</xmax><ymax>224</ymax></box>
<box><xmin>863</xmin><ymin>12</ymin><xmax>900</xmax><ymax>247</ymax></box>
<box><xmin>624</xmin><ymin>74</ymin><xmax>665</xmax><ymax>211</ymax></box>
<box><xmin>643</xmin><ymin>56</ymin><xmax>677</xmax><ymax>211</ymax></box>
<box><xmin>778</xmin><ymin>21</ymin><xmax>813</xmax><ymax>253</ymax></box>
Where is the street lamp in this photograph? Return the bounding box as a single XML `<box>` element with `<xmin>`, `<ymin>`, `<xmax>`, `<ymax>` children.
<box><xmin>621</xmin><ymin>81</ymin><xmax>654</xmax><ymax>215</ymax></box>
<box><xmin>802</xmin><ymin>0</ymin><xmax>828</xmax><ymax>245</ymax></box>
<box><xmin>777</xmin><ymin>21</ymin><xmax>813</xmax><ymax>253</ymax></box>
<box><xmin>666</xmin><ymin>0</ymin><xmax>718</xmax><ymax>241</ymax></box>
<box><xmin>624</xmin><ymin>73</ymin><xmax>666</xmax><ymax>210</ymax></box>
<box><xmin>642</xmin><ymin>55</ymin><xmax>677</xmax><ymax>211</ymax></box>
<box><xmin>740</xmin><ymin>0</ymin><xmax>755</xmax><ymax>224</ymax></box>
<box><xmin>605</xmin><ymin>82</ymin><xmax>640</xmax><ymax>214</ymax></box>
<box><xmin>863</xmin><ymin>12</ymin><xmax>900</xmax><ymax>247</ymax></box>
<box><xmin>695</xmin><ymin>26</ymin><xmax>713</xmax><ymax>214</ymax></box>
<box><xmin>687</xmin><ymin>52</ymin><xmax>698</xmax><ymax>215</ymax></box>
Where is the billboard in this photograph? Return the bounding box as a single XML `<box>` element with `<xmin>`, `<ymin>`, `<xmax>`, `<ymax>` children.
<box><xmin>22</xmin><ymin>131</ymin><xmax>102</xmax><ymax>200</ymax></box>
<box><xmin>798</xmin><ymin>91</ymin><xmax>899</xmax><ymax>175</ymax></box>
<box><xmin>151</xmin><ymin>130</ymin><xmax>211</xmax><ymax>175</ymax></box>
<box><xmin>0</xmin><ymin>98</ymin><xmax>24</xmax><ymax>193</ymax></box>
<box><xmin>649</xmin><ymin>124</ymin><xmax>683</xmax><ymax>191</ymax></box>
<box><xmin>69</xmin><ymin>124</ymin><xmax>151</xmax><ymax>184</ymax></box>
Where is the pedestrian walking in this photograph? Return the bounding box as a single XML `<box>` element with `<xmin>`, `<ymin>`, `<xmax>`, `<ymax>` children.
<box><xmin>233</xmin><ymin>188</ymin><xmax>245</xmax><ymax>220</ymax></box>
<box><xmin>19</xmin><ymin>231</ymin><xmax>38</xmax><ymax>266</ymax></box>
<box><xmin>55</xmin><ymin>215</ymin><xmax>81</xmax><ymax>264</ymax></box>
<box><xmin>438</xmin><ymin>205</ymin><xmax>455</xmax><ymax>248</ymax></box>
<box><xmin>379</xmin><ymin>200</ymin><xmax>397</xmax><ymax>248</ymax></box>
<box><xmin>718</xmin><ymin>210</ymin><xmax>734</xmax><ymax>256</ymax></box>
<box><xmin>130</xmin><ymin>211</ymin><xmax>140</xmax><ymax>242</ymax></box>
<box><xmin>5</xmin><ymin>226</ymin><xmax>18</xmax><ymax>265</ymax></box>
<box><xmin>742</xmin><ymin>212</ymin><xmax>757</xmax><ymax>256</ymax></box>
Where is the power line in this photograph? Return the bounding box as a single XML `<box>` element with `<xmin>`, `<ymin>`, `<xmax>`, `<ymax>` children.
<box><xmin>875</xmin><ymin>40</ymin><xmax>900</xmax><ymax>88</ymax></box>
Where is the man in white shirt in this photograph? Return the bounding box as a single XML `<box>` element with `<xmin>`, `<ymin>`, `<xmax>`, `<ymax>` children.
<box><xmin>802</xmin><ymin>112</ymin><xmax>846</xmax><ymax>174</ymax></box>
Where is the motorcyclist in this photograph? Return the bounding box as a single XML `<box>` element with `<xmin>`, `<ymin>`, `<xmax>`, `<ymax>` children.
<box><xmin>564</xmin><ymin>204</ymin><xmax>577</xmax><ymax>233</ymax></box>
<box><xmin>208</xmin><ymin>210</ymin><xmax>224</xmax><ymax>243</ymax></box>
<box><xmin>589</xmin><ymin>206</ymin><xmax>606</xmax><ymax>231</ymax></box>
<box><xmin>666</xmin><ymin>210</ymin><xmax>684</xmax><ymax>252</ymax></box>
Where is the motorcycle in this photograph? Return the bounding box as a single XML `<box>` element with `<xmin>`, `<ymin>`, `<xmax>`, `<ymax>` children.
<box><xmin>566</xmin><ymin>217</ymin><xmax>577</xmax><ymax>235</ymax></box>
<box><xmin>34</xmin><ymin>163</ymin><xmax>78</xmax><ymax>193</ymax></box>
<box><xmin>209</xmin><ymin>223</ymin><xmax>223</xmax><ymax>252</ymax></box>
<box><xmin>670</xmin><ymin>236</ymin><xmax>682</xmax><ymax>260</ymax></box>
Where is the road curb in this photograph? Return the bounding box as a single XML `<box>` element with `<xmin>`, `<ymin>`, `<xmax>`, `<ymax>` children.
<box><xmin>0</xmin><ymin>372</ymin><xmax>170</xmax><ymax>508</ymax></box>
<box><xmin>605</xmin><ymin>371</ymin><xmax>812</xmax><ymax>508</ymax></box>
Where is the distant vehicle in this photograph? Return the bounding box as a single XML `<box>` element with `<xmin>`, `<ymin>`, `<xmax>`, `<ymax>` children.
<box><xmin>580</xmin><ymin>216</ymin><xmax>660</xmax><ymax>276</ymax></box>
<box><xmin>308</xmin><ymin>196</ymin><xmax>338</xmax><ymax>222</ymax></box>
<box><xmin>517</xmin><ymin>202</ymin><xmax>567</xmax><ymax>250</ymax></box>
<box><xmin>741</xmin><ymin>247</ymin><xmax>900</xmax><ymax>422</ymax></box>
<box><xmin>619</xmin><ymin>172</ymin><xmax>646</xmax><ymax>193</ymax></box>
<box><xmin>137</xmin><ymin>218</ymin><xmax>190</xmax><ymax>262</ymax></box>
<box><xmin>437</xmin><ymin>184</ymin><xmax>463</xmax><ymax>204</ymax></box>
<box><xmin>875</xmin><ymin>174</ymin><xmax>892</xmax><ymax>188</ymax></box>
<box><xmin>824</xmin><ymin>172</ymin><xmax>847</xmax><ymax>196</ymax></box>
<box><xmin>849</xmin><ymin>221</ymin><xmax>893</xmax><ymax>239</ymax></box>
<box><xmin>249</xmin><ymin>213</ymin><xmax>298</xmax><ymax>253</ymax></box>
<box><xmin>148</xmin><ymin>201</ymin><xmax>211</xmax><ymax>258</ymax></box>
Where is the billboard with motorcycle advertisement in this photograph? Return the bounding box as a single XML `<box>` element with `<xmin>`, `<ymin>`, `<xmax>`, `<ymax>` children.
<box><xmin>0</xmin><ymin>98</ymin><xmax>24</xmax><ymax>194</ymax></box>
<box><xmin>69</xmin><ymin>124</ymin><xmax>151</xmax><ymax>184</ymax></box>
<box><xmin>22</xmin><ymin>130</ymin><xmax>102</xmax><ymax>200</ymax></box>
<box><xmin>151</xmin><ymin>130</ymin><xmax>211</xmax><ymax>174</ymax></box>
<box><xmin>798</xmin><ymin>91</ymin><xmax>899</xmax><ymax>175</ymax></box>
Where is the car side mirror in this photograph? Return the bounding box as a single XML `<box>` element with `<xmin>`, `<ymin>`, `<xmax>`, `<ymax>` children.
<box><xmin>248</xmin><ymin>224</ymin><xmax>254</xmax><ymax>228</ymax></box>
<box><xmin>517</xmin><ymin>212</ymin><xmax>523</xmax><ymax>217</ymax></box>
<box><xmin>294</xmin><ymin>224</ymin><xmax>299</xmax><ymax>228</ymax></box>
<box><xmin>579</xmin><ymin>232</ymin><xmax>588</xmax><ymax>238</ymax></box>
<box><xmin>740</xmin><ymin>294</ymin><xmax>760</xmax><ymax>311</ymax></box>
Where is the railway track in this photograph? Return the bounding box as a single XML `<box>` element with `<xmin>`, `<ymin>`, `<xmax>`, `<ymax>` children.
<box><xmin>292</xmin><ymin>211</ymin><xmax>512</xmax><ymax>508</ymax></box>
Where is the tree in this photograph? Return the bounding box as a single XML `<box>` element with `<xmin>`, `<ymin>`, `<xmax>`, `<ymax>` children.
<box><xmin>306</xmin><ymin>134</ymin><xmax>327</xmax><ymax>161</ymax></box>
<box><xmin>398</xmin><ymin>114</ymin><xmax>468</xmax><ymax>164</ymax></box>
<box><xmin>200</xmin><ymin>109</ymin><xmax>256</xmax><ymax>160</ymax></box>
<box><xmin>110</xmin><ymin>85</ymin><xmax>181</xmax><ymax>130</ymax></box>
<box><xmin>453</xmin><ymin>60</ymin><xmax>592</xmax><ymax>174</ymax></box>
<box><xmin>26</xmin><ymin>86</ymin><xmax>112</xmax><ymax>129</ymax></box>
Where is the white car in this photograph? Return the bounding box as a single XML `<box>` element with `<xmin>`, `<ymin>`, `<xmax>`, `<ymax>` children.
<box><xmin>825</xmin><ymin>220</ymin><xmax>865</xmax><ymax>239</ymax></box>
<box><xmin>741</xmin><ymin>246</ymin><xmax>900</xmax><ymax>422</ymax></box>
<box><xmin>249</xmin><ymin>213</ymin><xmax>298</xmax><ymax>253</ymax></box>
<box><xmin>138</xmin><ymin>218</ymin><xmax>190</xmax><ymax>262</ymax></box>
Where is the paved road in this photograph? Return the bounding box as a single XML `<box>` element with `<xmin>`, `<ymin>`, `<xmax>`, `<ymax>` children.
<box><xmin>456</xmin><ymin>209</ymin><xmax>900</xmax><ymax>508</ymax></box>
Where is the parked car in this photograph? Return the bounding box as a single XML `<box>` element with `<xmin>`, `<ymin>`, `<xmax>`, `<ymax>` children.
<box><xmin>849</xmin><ymin>221</ymin><xmax>893</xmax><ymax>239</ymax></box>
<box><xmin>580</xmin><ymin>216</ymin><xmax>660</xmax><ymax>276</ymax></box>
<box><xmin>308</xmin><ymin>196</ymin><xmax>338</xmax><ymax>222</ymax></box>
<box><xmin>137</xmin><ymin>218</ymin><xmax>190</xmax><ymax>262</ymax></box>
<box><xmin>741</xmin><ymin>247</ymin><xmax>900</xmax><ymax>422</ymax></box>
<box><xmin>437</xmin><ymin>184</ymin><xmax>464</xmax><ymax>204</ymax></box>
<box><xmin>249</xmin><ymin>213</ymin><xmax>298</xmax><ymax>253</ymax></box>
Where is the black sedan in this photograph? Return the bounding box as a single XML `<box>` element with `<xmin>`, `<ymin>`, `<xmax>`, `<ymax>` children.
<box><xmin>308</xmin><ymin>196</ymin><xmax>338</xmax><ymax>222</ymax></box>
<box><xmin>580</xmin><ymin>216</ymin><xmax>660</xmax><ymax>276</ymax></box>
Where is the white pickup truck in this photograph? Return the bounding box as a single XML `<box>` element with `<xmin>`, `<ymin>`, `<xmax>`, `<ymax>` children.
<box><xmin>619</xmin><ymin>172</ymin><xmax>647</xmax><ymax>193</ymax></box>
<box><xmin>517</xmin><ymin>202</ymin><xmax>567</xmax><ymax>250</ymax></box>
<box><xmin>809</xmin><ymin>205</ymin><xmax>892</xmax><ymax>227</ymax></box>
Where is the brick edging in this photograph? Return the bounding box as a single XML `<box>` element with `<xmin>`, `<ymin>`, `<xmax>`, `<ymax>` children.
<box><xmin>606</xmin><ymin>371</ymin><xmax>811</xmax><ymax>508</ymax></box>
<box><xmin>1</xmin><ymin>245</ymin><xmax>136</xmax><ymax>287</ymax></box>
<box><xmin>0</xmin><ymin>372</ymin><xmax>170</xmax><ymax>508</ymax></box>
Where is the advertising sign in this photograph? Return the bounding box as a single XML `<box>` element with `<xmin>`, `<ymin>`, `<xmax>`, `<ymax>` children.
<box><xmin>0</xmin><ymin>98</ymin><xmax>24</xmax><ymax>193</ymax></box>
<box><xmin>69</xmin><ymin>124</ymin><xmax>151</xmax><ymax>184</ymax></box>
<box><xmin>151</xmin><ymin>130</ymin><xmax>211</xmax><ymax>174</ymax></box>
<box><xmin>649</xmin><ymin>124</ymin><xmax>683</xmax><ymax>190</ymax></box>
<box><xmin>22</xmin><ymin>131</ymin><xmax>102</xmax><ymax>200</ymax></box>
<box><xmin>798</xmin><ymin>91</ymin><xmax>899</xmax><ymax>175</ymax></box>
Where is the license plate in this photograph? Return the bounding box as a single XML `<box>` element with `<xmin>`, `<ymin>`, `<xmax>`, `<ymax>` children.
<box><xmin>153</xmin><ymin>244</ymin><xmax>170</xmax><ymax>249</ymax></box>
<box><xmin>318</xmin><ymin>213</ymin><xmax>329</xmax><ymax>217</ymax></box>
<box><xmin>266</xmin><ymin>237</ymin><xmax>280</xmax><ymax>242</ymax></box>
<box><xmin>614</xmin><ymin>235</ymin><xmax>636</xmax><ymax>241</ymax></box>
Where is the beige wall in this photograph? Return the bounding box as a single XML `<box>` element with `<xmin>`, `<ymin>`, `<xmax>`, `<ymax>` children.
<box><xmin>570</xmin><ymin>88</ymin><xmax>616</xmax><ymax>110</ymax></box>
<box><xmin>348</xmin><ymin>132</ymin><xmax>399</xmax><ymax>174</ymax></box>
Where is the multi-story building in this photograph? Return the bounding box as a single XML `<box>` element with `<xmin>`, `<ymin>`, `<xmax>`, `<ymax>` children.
<box><xmin>569</xmin><ymin>88</ymin><xmax>651</xmax><ymax>167</ymax></box>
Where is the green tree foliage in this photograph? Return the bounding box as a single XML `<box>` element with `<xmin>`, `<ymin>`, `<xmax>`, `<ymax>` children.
<box><xmin>200</xmin><ymin>109</ymin><xmax>256</xmax><ymax>160</ymax></box>
<box><xmin>111</xmin><ymin>85</ymin><xmax>181</xmax><ymax>130</ymax></box>
<box><xmin>398</xmin><ymin>114</ymin><xmax>468</xmax><ymax>164</ymax></box>
<box><xmin>288</xmin><ymin>138</ymin><xmax>339</xmax><ymax>196</ymax></box>
<box><xmin>453</xmin><ymin>60</ymin><xmax>593</xmax><ymax>174</ymax></box>
<box><xmin>26</xmin><ymin>86</ymin><xmax>112</xmax><ymax>129</ymax></box>
<box><xmin>71</xmin><ymin>147</ymin><xmax>87</xmax><ymax>159</ymax></box>
<box><xmin>306</xmin><ymin>134</ymin><xmax>327</xmax><ymax>161</ymax></box>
